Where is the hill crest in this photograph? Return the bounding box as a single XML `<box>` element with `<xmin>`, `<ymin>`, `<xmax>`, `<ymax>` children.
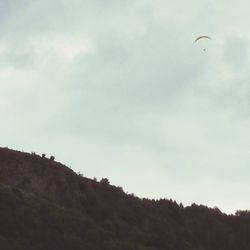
<box><xmin>0</xmin><ymin>146</ymin><xmax>250</xmax><ymax>250</ymax></box>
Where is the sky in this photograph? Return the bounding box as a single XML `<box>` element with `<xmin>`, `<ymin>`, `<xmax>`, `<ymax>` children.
<box><xmin>1</xmin><ymin>0</ymin><xmax>250</xmax><ymax>214</ymax></box>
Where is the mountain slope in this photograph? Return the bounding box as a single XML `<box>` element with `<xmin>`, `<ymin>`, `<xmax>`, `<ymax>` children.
<box><xmin>0</xmin><ymin>147</ymin><xmax>249</xmax><ymax>250</ymax></box>
<box><xmin>0</xmin><ymin>182</ymin><xmax>157</xmax><ymax>250</ymax></box>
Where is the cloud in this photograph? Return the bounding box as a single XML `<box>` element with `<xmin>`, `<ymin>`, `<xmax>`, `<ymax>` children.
<box><xmin>1</xmin><ymin>0</ymin><xmax>250</xmax><ymax>213</ymax></box>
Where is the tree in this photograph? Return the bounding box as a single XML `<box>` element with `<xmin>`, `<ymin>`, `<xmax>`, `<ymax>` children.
<box><xmin>100</xmin><ymin>178</ymin><xmax>110</xmax><ymax>185</ymax></box>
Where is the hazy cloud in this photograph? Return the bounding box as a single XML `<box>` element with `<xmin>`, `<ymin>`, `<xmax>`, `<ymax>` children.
<box><xmin>1</xmin><ymin>0</ymin><xmax>250</xmax><ymax>213</ymax></box>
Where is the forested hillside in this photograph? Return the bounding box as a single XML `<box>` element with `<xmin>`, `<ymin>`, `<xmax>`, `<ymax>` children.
<box><xmin>0</xmin><ymin>147</ymin><xmax>249</xmax><ymax>250</ymax></box>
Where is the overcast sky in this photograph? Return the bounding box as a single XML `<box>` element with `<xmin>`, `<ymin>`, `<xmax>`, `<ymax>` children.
<box><xmin>1</xmin><ymin>0</ymin><xmax>250</xmax><ymax>214</ymax></box>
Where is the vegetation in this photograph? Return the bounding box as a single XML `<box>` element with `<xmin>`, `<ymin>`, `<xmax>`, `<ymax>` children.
<box><xmin>0</xmin><ymin>147</ymin><xmax>250</xmax><ymax>249</ymax></box>
<box><xmin>0</xmin><ymin>183</ymin><xmax>156</xmax><ymax>250</ymax></box>
<box><xmin>50</xmin><ymin>156</ymin><xmax>55</xmax><ymax>161</ymax></box>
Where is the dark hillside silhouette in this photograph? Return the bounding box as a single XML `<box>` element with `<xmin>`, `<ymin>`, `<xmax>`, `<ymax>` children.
<box><xmin>0</xmin><ymin>147</ymin><xmax>249</xmax><ymax>250</ymax></box>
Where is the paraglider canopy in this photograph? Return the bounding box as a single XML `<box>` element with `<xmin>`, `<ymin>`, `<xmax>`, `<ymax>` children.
<box><xmin>195</xmin><ymin>36</ymin><xmax>212</xmax><ymax>42</ymax></box>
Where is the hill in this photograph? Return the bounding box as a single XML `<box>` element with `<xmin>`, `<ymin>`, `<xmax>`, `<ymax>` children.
<box><xmin>0</xmin><ymin>147</ymin><xmax>249</xmax><ymax>250</ymax></box>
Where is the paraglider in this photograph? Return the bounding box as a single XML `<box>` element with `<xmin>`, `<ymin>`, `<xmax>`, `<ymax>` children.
<box><xmin>195</xmin><ymin>36</ymin><xmax>211</xmax><ymax>51</ymax></box>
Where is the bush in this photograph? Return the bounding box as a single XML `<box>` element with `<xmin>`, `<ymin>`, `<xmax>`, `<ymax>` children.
<box><xmin>100</xmin><ymin>178</ymin><xmax>110</xmax><ymax>185</ymax></box>
<box><xmin>50</xmin><ymin>156</ymin><xmax>55</xmax><ymax>161</ymax></box>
